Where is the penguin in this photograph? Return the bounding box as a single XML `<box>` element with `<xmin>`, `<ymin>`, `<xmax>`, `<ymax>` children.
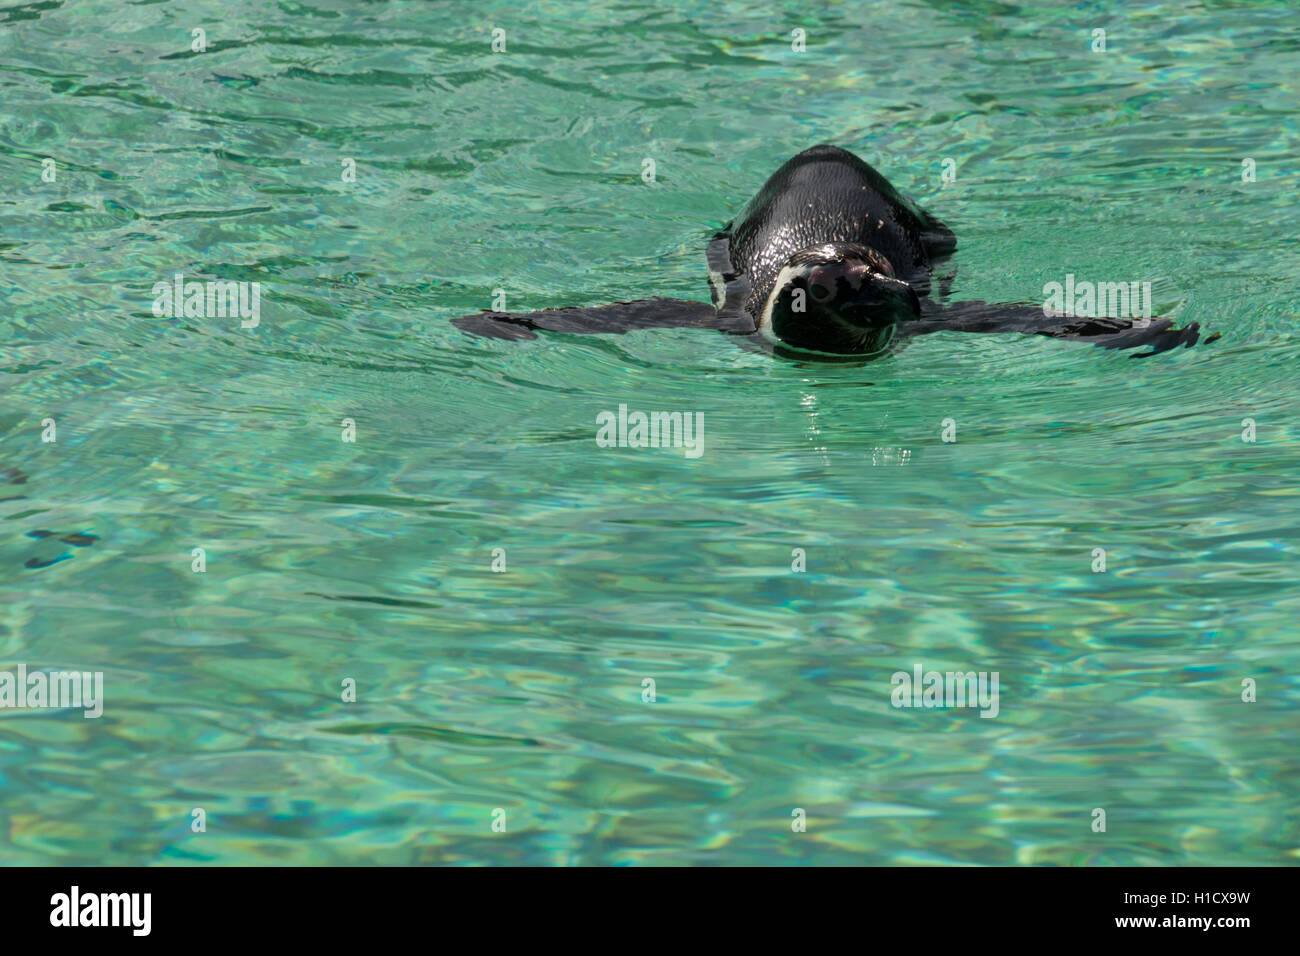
<box><xmin>452</xmin><ymin>145</ymin><xmax>1203</xmax><ymax>358</ymax></box>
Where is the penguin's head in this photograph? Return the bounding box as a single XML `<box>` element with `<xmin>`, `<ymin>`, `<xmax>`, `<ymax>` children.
<box><xmin>760</xmin><ymin>242</ymin><xmax>920</xmax><ymax>355</ymax></box>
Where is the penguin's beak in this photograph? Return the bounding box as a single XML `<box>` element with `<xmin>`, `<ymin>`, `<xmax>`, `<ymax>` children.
<box><xmin>834</xmin><ymin>271</ymin><xmax>920</xmax><ymax>330</ymax></box>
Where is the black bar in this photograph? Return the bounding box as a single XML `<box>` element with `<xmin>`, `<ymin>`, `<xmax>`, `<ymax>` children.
<box><xmin>0</xmin><ymin>866</ymin><xmax>1284</xmax><ymax>942</ymax></box>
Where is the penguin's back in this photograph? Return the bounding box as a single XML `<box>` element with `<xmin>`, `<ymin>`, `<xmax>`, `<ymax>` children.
<box><xmin>724</xmin><ymin>145</ymin><xmax>943</xmax><ymax>313</ymax></box>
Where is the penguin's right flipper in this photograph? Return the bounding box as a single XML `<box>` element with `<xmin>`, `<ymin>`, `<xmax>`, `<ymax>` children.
<box><xmin>452</xmin><ymin>298</ymin><xmax>754</xmax><ymax>340</ymax></box>
<box><xmin>907</xmin><ymin>300</ymin><xmax>1203</xmax><ymax>356</ymax></box>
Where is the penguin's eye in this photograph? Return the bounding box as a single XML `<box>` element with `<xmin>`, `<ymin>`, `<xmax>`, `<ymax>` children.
<box><xmin>805</xmin><ymin>267</ymin><xmax>835</xmax><ymax>301</ymax></box>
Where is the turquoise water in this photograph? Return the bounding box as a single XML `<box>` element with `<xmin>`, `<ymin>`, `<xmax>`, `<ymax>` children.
<box><xmin>2</xmin><ymin>0</ymin><xmax>1298</xmax><ymax>865</ymax></box>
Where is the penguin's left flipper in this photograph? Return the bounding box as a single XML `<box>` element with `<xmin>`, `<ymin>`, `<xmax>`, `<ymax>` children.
<box><xmin>452</xmin><ymin>298</ymin><xmax>753</xmax><ymax>341</ymax></box>
<box><xmin>907</xmin><ymin>300</ymin><xmax>1205</xmax><ymax>356</ymax></box>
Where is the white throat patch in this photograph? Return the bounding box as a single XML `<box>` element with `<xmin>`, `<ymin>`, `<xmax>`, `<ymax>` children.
<box><xmin>758</xmin><ymin>263</ymin><xmax>808</xmax><ymax>343</ymax></box>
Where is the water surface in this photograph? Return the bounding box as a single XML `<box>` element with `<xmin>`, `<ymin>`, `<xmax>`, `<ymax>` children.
<box><xmin>1</xmin><ymin>0</ymin><xmax>1297</xmax><ymax>865</ymax></box>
